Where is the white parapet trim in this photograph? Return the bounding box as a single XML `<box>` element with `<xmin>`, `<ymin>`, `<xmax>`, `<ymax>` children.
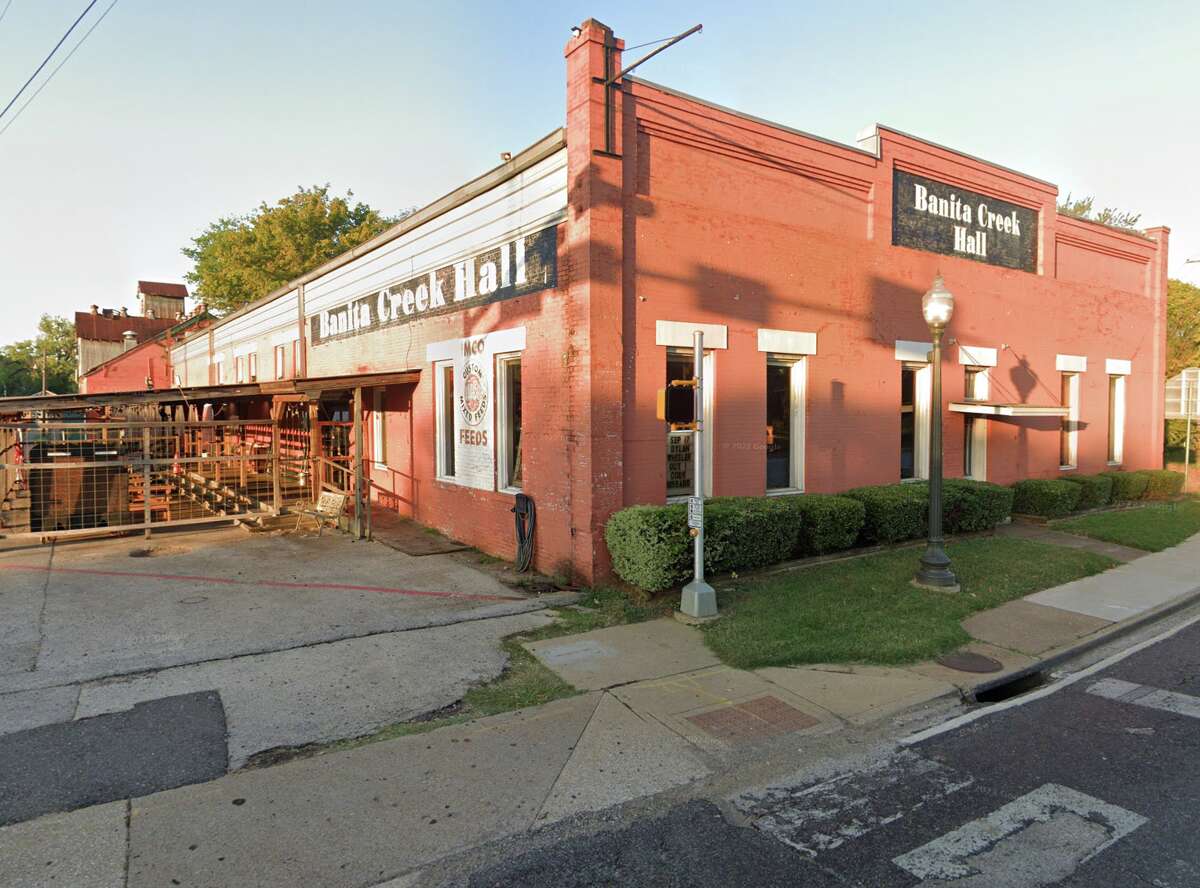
<box><xmin>656</xmin><ymin>320</ymin><xmax>728</xmax><ymax>349</ymax></box>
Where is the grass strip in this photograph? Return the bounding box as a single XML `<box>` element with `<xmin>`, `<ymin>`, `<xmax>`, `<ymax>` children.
<box><xmin>701</xmin><ymin>537</ymin><xmax>1116</xmax><ymax>669</ymax></box>
<box><xmin>1053</xmin><ymin>497</ymin><xmax>1200</xmax><ymax>553</ymax></box>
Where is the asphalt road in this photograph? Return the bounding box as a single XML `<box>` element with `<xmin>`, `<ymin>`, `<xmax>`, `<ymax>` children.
<box><xmin>467</xmin><ymin>617</ymin><xmax>1200</xmax><ymax>887</ymax></box>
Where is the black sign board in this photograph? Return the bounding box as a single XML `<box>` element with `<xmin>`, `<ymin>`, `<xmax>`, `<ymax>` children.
<box><xmin>310</xmin><ymin>225</ymin><xmax>558</xmax><ymax>346</ymax></box>
<box><xmin>892</xmin><ymin>170</ymin><xmax>1037</xmax><ymax>273</ymax></box>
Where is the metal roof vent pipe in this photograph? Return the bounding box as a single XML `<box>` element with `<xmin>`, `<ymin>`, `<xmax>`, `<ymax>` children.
<box><xmin>122</xmin><ymin>330</ymin><xmax>138</xmax><ymax>352</ymax></box>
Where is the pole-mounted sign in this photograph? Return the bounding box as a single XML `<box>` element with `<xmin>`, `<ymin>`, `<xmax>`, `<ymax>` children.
<box><xmin>656</xmin><ymin>330</ymin><xmax>717</xmax><ymax>618</ymax></box>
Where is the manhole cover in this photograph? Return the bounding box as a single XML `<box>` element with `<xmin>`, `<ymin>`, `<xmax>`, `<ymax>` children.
<box><xmin>936</xmin><ymin>651</ymin><xmax>1004</xmax><ymax>673</ymax></box>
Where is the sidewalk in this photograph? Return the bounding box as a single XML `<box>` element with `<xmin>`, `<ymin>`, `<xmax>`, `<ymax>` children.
<box><xmin>3</xmin><ymin>533</ymin><xmax>1198</xmax><ymax>888</ymax></box>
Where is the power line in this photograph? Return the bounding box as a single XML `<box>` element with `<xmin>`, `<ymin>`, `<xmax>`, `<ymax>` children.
<box><xmin>0</xmin><ymin>0</ymin><xmax>117</xmax><ymax>136</ymax></box>
<box><xmin>0</xmin><ymin>1</ymin><xmax>14</xmax><ymax>28</ymax></box>
<box><xmin>0</xmin><ymin>0</ymin><xmax>99</xmax><ymax>123</ymax></box>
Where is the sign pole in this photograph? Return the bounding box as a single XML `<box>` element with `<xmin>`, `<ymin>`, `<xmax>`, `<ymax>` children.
<box><xmin>680</xmin><ymin>329</ymin><xmax>717</xmax><ymax>619</ymax></box>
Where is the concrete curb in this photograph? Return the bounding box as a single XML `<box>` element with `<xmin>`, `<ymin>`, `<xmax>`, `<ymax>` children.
<box><xmin>965</xmin><ymin>581</ymin><xmax>1200</xmax><ymax>701</ymax></box>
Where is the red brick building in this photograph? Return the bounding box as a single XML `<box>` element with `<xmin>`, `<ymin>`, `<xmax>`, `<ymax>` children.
<box><xmin>79</xmin><ymin>308</ymin><xmax>212</xmax><ymax>394</ymax></box>
<box><xmin>164</xmin><ymin>19</ymin><xmax>1169</xmax><ymax>583</ymax></box>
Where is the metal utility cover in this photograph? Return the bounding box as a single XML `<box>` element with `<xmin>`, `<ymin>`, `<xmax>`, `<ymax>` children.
<box><xmin>935</xmin><ymin>651</ymin><xmax>1004</xmax><ymax>673</ymax></box>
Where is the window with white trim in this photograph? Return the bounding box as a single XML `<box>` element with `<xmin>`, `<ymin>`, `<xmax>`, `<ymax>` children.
<box><xmin>274</xmin><ymin>345</ymin><xmax>286</xmax><ymax>380</ymax></box>
<box><xmin>291</xmin><ymin>339</ymin><xmax>301</xmax><ymax>378</ymax></box>
<box><xmin>248</xmin><ymin>352</ymin><xmax>257</xmax><ymax>382</ymax></box>
<box><xmin>235</xmin><ymin>356</ymin><xmax>246</xmax><ymax>384</ymax></box>
<box><xmin>1060</xmin><ymin>372</ymin><xmax>1080</xmax><ymax>468</ymax></box>
<box><xmin>434</xmin><ymin>361</ymin><xmax>456</xmax><ymax>480</ymax></box>
<box><xmin>496</xmin><ymin>355</ymin><xmax>522</xmax><ymax>491</ymax></box>
<box><xmin>666</xmin><ymin>349</ymin><xmax>696</xmax><ymax>498</ymax></box>
<box><xmin>900</xmin><ymin>363</ymin><xmax>931</xmax><ymax>480</ymax></box>
<box><xmin>963</xmin><ymin>366</ymin><xmax>988</xmax><ymax>480</ymax></box>
<box><xmin>765</xmin><ymin>354</ymin><xmax>805</xmax><ymax>492</ymax></box>
<box><xmin>1107</xmin><ymin>374</ymin><xmax>1125</xmax><ymax>464</ymax></box>
<box><xmin>372</xmin><ymin>388</ymin><xmax>386</xmax><ymax>469</ymax></box>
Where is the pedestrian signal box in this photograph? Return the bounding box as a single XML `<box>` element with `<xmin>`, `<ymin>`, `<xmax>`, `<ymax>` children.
<box><xmin>656</xmin><ymin>380</ymin><xmax>696</xmax><ymax>428</ymax></box>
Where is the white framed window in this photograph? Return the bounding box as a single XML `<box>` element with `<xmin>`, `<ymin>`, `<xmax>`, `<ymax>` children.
<box><xmin>235</xmin><ymin>356</ymin><xmax>246</xmax><ymax>384</ymax></box>
<box><xmin>274</xmin><ymin>345</ymin><xmax>286</xmax><ymax>380</ymax></box>
<box><xmin>248</xmin><ymin>352</ymin><xmax>257</xmax><ymax>382</ymax></box>
<box><xmin>496</xmin><ymin>354</ymin><xmax>522</xmax><ymax>491</ymax></box>
<box><xmin>1108</xmin><ymin>374</ymin><xmax>1126</xmax><ymax>464</ymax></box>
<box><xmin>765</xmin><ymin>354</ymin><xmax>806</xmax><ymax>493</ymax></box>
<box><xmin>1060</xmin><ymin>372</ymin><xmax>1080</xmax><ymax>469</ymax></box>
<box><xmin>963</xmin><ymin>366</ymin><xmax>989</xmax><ymax>480</ymax></box>
<box><xmin>900</xmin><ymin>362</ymin><xmax>932</xmax><ymax>480</ymax></box>
<box><xmin>665</xmin><ymin>347</ymin><xmax>715</xmax><ymax>500</ymax></box>
<box><xmin>213</xmin><ymin>356</ymin><xmax>225</xmax><ymax>385</ymax></box>
<box><xmin>372</xmin><ymin>388</ymin><xmax>386</xmax><ymax>469</ymax></box>
<box><xmin>292</xmin><ymin>339</ymin><xmax>301</xmax><ymax>379</ymax></box>
<box><xmin>434</xmin><ymin>360</ymin><xmax>456</xmax><ymax>481</ymax></box>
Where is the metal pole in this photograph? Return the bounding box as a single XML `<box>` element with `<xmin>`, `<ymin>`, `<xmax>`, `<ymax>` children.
<box><xmin>916</xmin><ymin>327</ymin><xmax>958</xmax><ymax>589</ymax></box>
<box><xmin>1186</xmin><ymin>412</ymin><xmax>1193</xmax><ymax>490</ymax></box>
<box><xmin>680</xmin><ymin>329</ymin><xmax>716</xmax><ymax>618</ymax></box>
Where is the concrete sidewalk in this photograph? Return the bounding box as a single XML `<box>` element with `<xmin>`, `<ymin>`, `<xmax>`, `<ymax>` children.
<box><xmin>3</xmin><ymin>532</ymin><xmax>1197</xmax><ymax>888</ymax></box>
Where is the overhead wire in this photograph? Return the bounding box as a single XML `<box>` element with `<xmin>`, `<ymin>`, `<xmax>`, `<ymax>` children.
<box><xmin>0</xmin><ymin>0</ymin><xmax>99</xmax><ymax>123</ymax></box>
<box><xmin>0</xmin><ymin>1</ymin><xmax>13</xmax><ymax>28</ymax></box>
<box><xmin>0</xmin><ymin>0</ymin><xmax>116</xmax><ymax>136</ymax></box>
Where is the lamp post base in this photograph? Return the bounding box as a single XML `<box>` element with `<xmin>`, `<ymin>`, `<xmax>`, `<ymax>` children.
<box><xmin>915</xmin><ymin>544</ymin><xmax>958</xmax><ymax>591</ymax></box>
<box><xmin>680</xmin><ymin>579</ymin><xmax>717</xmax><ymax>618</ymax></box>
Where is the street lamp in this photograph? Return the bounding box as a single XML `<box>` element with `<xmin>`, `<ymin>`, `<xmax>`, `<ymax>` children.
<box><xmin>915</xmin><ymin>275</ymin><xmax>959</xmax><ymax>591</ymax></box>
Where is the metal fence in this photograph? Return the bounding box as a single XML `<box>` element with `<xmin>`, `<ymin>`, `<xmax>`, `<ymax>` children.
<box><xmin>0</xmin><ymin>418</ymin><xmax>318</xmax><ymax>541</ymax></box>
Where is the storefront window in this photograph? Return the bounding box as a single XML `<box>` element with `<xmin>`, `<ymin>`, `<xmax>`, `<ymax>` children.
<box><xmin>666</xmin><ymin>350</ymin><xmax>694</xmax><ymax>497</ymax></box>
<box><xmin>435</xmin><ymin>362</ymin><xmax>455</xmax><ymax>479</ymax></box>
<box><xmin>900</xmin><ymin>365</ymin><xmax>916</xmax><ymax>479</ymax></box>
<box><xmin>766</xmin><ymin>355</ymin><xmax>804</xmax><ymax>491</ymax></box>
<box><xmin>498</xmin><ymin>355</ymin><xmax>522</xmax><ymax>490</ymax></box>
<box><xmin>1060</xmin><ymin>373</ymin><xmax>1079</xmax><ymax>468</ymax></box>
<box><xmin>1107</xmin><ymin>375</ymin><xmax>1125</xmax><ymax>464</ymax></box>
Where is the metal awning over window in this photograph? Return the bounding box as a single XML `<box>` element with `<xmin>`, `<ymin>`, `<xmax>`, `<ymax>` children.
<box><xmin>950</xmin><ymin>401</ymin><xmax>1068</xmax><ymax>417</ymax></box>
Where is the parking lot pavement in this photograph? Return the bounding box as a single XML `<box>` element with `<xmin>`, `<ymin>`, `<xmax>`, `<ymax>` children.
<box><xmin>0</xmin><ymin>526</ymin><xmax>565</xmax><ymax>694</ymax></box>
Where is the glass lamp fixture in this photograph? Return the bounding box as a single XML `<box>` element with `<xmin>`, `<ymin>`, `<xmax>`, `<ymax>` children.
<box><xmin>921</xmin><ymin>275</ymin><xmax>955</xmax><ymax>330</ymax></box>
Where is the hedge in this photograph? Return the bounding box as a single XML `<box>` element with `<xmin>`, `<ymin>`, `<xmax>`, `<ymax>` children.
<box><xmin>844</xmin><ymin>483</ymin><xmax>928</xmax><ymax>545</ymax></box>
<box><xmin>1138</xmin><ymin>469</ymin><xmax>1185</xmax><ymax>499</ymax></box>
<box><xmin>1061</xmin><ymin>474</ymin><xmax>1114</xmax><ymax>510</ymax></box>
<box><xmin>944</xmin><ymin>479</ymin><xmax>1015</xmax><ymax>532</ymax></box>
<box><xmin>1011</xmin><ymin>478</ymin><xmax>1082</xmax><ymax>518</ymax></box>
<box><xmin>604</xmin><ymin>504</ymin><xmax>691</xmax><ymax>592</ymax></box>
<box><xmin>1102</xmin><ymin>471</ymin><xmax>1150</xmax><ymax>502</ymax></box>
<box><xmin>775</xmin><ymin>494</ymin><xmax>866</xmax><ymax>557</ymax></box>
<box><xmin>703</xmin><ymin>498</ymin><xmax>801</xmax><ymax>575</ymax></box>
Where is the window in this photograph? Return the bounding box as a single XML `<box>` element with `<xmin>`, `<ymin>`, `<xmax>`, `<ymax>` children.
<box><xmin>434</xmin><ymin>361</ymin><xmax>455</xmax><ymax>480</ymax></box>
<box><xmin>235</xmin><ymin>356</ymin><xmax>245</xmax><ymax>384</ymax></box>
<box><xmin>497</xmin><ymin>355</ymin><xmax>522</xmax><ymax>490</ymax></box>
<box><xmin>274</xmin><ymin>345</ymin><xmax>286</xmax><ymax>380</ymax></box>
<box><xmin>766</xmin><ymin>355</ymin><xmax>805</xmax><ymax>491</ymax></box>
<box><xmin>1108</xmin><ymin>374</ymin><xmax>1125</xmax><ymax>464</ymax></box>
<box><xmin>248</xmin><ymin>352</ymin><xmax>257</xmax><ymax>382</ymax></box>
<box><xmin>372</xmin><ymin>388</ymin><xmax>386</xmax><ymax>469</ymax></box>
<box><xmin>214</xmin><ymin>358</ymin><xmax>225</xmax><ymax>385</ymax></box>
<box><xmin>963</xmin><ymin>367</ymin><xmax>988</xmax><ymax>480</ymax></box>
<box><xmin>292</xmin><ymin>339</ymin><xmax>301</xmax><ymax>379</ymax></box>
<box><xmin>899</xmin><ymin>362</ymin><xmax>931</xmax><ymax>481</ymax></box>
<box><xmin>1060</xmin><ymin>373</ymin><xmax>1079</xmax><ymax>468</ymax></box>
<box><xmin>666</xmin><ymin>349</ymin><xmax>696</xmax><ymax>498</ymax></box>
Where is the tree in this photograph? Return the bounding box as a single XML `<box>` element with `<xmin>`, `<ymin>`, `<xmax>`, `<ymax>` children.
<box><xmin>1167</xmin><ymin>277</ymin><xmax>1200</xmax><ymax>378</ymax></box>
<box><xmin>1057</xmin><ymin>193</ymin><xmax>1142</xmax><ymax>231</ymax></box>
<box><xmin>182</xmin><ymin>185</ymin><xmax>410</xmax><ymax>314</ymax></box>
<box><xmin>0</xmin><ymin>315</ymin><xmax>78</xmax><ymax>396</ymax></box>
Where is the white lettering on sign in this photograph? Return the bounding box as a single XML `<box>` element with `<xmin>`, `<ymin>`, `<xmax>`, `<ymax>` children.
<box><xmin>913</xmin><ymin>185</ymin><xmax>1022</xmax><ymax>261</ymax></box>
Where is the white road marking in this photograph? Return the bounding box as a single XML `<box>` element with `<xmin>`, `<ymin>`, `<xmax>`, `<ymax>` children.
<box><xmin>1087</xmin><ymin>677</ymin><xmax>1200</xmax><ymax>720</ymax></box>
<box><xmin>892</xmin><ymin>783</ymin><xmax>1147</xmax><ymax>885</ymax></box>
<box><xmin>900</xmin><ymin>612</ymin><xmax>1200</xmax><ymax>747</ymax></box>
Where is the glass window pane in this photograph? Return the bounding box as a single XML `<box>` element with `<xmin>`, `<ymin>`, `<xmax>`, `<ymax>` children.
<box><xmin>766</xmin><ymin>362</ymin><xmax>791</xmax><ymax>489</ymax></box>
<box><xmin>666</xmin><ymin>351</ymin><xmax>694</xmax><ymax>497</ymax></box>
<box><xmin>441</xmin><ymin>364</ymin><xmax>455</xmax><ymax>477</ymax></box>
<box><xmin>507</xmin><ymin>360</ymin><xmax>522</xmax><ymax>487</ymax></box>
<box><xmin>900</xmin><ymin>367</ymin><xmax>916</xmax><ymax>479</ymax></box>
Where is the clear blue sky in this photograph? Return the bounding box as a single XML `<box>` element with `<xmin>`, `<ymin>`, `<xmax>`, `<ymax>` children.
<box><xmin>1</xmin><ymin>0</ymin><xmax>1197</xmax><ymax>342</ymax></box>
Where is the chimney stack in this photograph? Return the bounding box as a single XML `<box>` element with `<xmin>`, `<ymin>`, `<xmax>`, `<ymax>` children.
<box><xmin>90</xmin><ymin>304</ymin><xmax>98</xmax><ymax>314</ymax></box>
<box><xmin>122</xmin><ymin>330</ymin><xmax>138</xmax><ymax>352</ymax></box>
<box><xmin>120</xmin><ymin>306</ymin><xmax>129</xmax><ymax>318</ymax></box>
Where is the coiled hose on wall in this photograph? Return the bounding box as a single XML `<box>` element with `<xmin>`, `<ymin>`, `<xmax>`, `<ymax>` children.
<box><xmin>512</xmin><ymin>493</ymin><xmax>536</xmax><ymax>573</ymax></box>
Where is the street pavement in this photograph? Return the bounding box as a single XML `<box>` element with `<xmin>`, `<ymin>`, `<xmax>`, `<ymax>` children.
<box><xmin>465</xmin><ymin>615</ymin><xmax>1200</xmax><ymax>887</ymax></box>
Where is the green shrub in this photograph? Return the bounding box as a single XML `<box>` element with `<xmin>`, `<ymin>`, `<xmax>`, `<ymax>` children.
<box><xmin>774</xmin><ymin>494</ymin><xmax>866</xmax><ymax>557</ymax></box>
<box><xmin>702</xmin><ymin>498</ymin><xmax>801</xmax><ymax>575</ymax></box>
<box><xmin>604</xmin><ymin>504</ymin><xmax>691</xmax><ymax>592</ymax></box>
<box><xmin>1102</xmin><ymin>471</ymin><xmax>1150</xmax><ymax>502</ymax></box>
<box><xmin>944</xmin><ymin>479</ymin><xmax>1015</xmax><ymax>531</ymax></box>
<box><xmin>1011</xmin><ymin>479</ymin><xmax>1082</xmax><ymax>518</ymax></box>
<box><xmin>844</xmin><ymin>483</ymin><xmax>928</xmax><ymax>545</ymax></box>
<box><xmin>1061</xmin><ymin>474</ymin><xmax>1114</xmax><ymax>510</ymax></box>
<box><xmin>1138</xmin><ymin>469</ymin><xmax>1185</xmax><ymax>499</ymax></box>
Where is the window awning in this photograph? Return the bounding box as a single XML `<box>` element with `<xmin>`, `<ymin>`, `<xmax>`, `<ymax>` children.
<box><xmin>950</xmin><ymin>400</ymin><xmax>1068</xmax><ymax>417</ymax></box>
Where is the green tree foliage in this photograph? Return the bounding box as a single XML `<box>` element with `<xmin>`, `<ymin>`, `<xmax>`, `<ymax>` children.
<box><xmin>1057</xmin><ymin>192</ymin><xmax>1142</xmax><ymax>231</ymax></box>
<box><xmin>182</xmin><ymin>185</ymin><xmax>409</xmax><ymax>313</ymax></box>
<box><xmin>1167</xmin><ymin>278</ymin><xmax>1200</xmax><ymax>377</ymax></box>
<box><xmin>0</xmin><ymin>315</ymin><xmax>78</xmax><ymax>396</ymax></box>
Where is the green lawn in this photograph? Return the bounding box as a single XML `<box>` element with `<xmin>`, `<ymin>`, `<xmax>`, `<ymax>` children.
<box><xmin>701</xmin><ymin>538</ymin><xmax>1116</xmax><ymax>669</ymax></box>
<box><xmin>1053</xmin><ymin>497</ymin><xmax>1200</xmax><ymax>553</ymax></box>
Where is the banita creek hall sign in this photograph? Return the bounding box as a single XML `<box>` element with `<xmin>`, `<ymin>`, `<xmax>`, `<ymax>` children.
<box><xmin>892</xmin><ymin>170</ymin><xmax>1038</xmax><ymax>272</ymax></box>
<box><xmin>310</xmin><ymin>225</ymin><xmax>558</xmax><ymax>345</ymax></box>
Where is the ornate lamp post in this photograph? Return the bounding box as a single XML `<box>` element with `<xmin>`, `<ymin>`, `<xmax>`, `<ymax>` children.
<box><xmin>915</xmin><ymin>275</ymin><xmax>959</xmax><ymax>591</ymax></box>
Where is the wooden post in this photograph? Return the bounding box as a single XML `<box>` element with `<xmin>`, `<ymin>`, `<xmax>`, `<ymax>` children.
<box><xmin>308</xmin><ymin>400</ymin><xmax>320</xmax><ymax>503</ymax></box>
<box><xmin>271</xmin><ymin>404</ymin><xmax>282</xmax><ymax>514</ymax></box>
<box><xmin>352</xmin><ymin>386</ymin><xmax>365</xmax><ymax>540</ymax></box>
<box><xmin>142</xmin><ymin>426</ymin><xmax>152</xmax><ymax>540</ymax></box>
